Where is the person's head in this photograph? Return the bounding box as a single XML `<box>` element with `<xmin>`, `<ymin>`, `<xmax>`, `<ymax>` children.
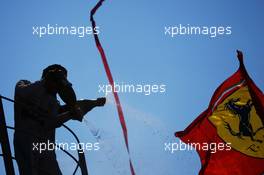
<box><xmin>42</xmin><ymin>64</ymin><xmax>67</xmax><ymax>79</ymax></box>
<box><xmin>41</xmin><ymin>64</ymin><xmax>77</xmax><ymax>105</ymax></box>
<box><xmin>41</xmin><ymin>64</ymin><xmax>68</xmax><ymax>94</ymax></box>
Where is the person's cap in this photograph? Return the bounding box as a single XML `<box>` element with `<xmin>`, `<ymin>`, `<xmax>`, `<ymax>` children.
<box><xmin>41</xmin><ymin>64</ymin><xmax>67</xmax><ymax>79</ymax></box>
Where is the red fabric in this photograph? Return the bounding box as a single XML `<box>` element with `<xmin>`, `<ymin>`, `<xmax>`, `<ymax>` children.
<box><xmin>175</xmin><ymin>57</ymin><xmax>264</xmax><ymax>175</ymax></box>
<box><xmin>90</xmin><ymin>1</ymin><xmax>136</xmax><ymax>175</ymax></box>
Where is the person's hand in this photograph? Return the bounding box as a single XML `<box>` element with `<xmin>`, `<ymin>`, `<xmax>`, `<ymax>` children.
<box><xmin>236</xmin><ymin>50</ymin><xmax>243</xmax><ymax>60</ymax></box>
<box><xmin>71</xmin><ymin>105</ymin><xmax>84</xmax><ymax>122</ymax></box>
<box><xmin>96</xmin><ymin>97</ymin><xmax>106</xmax><ymax>107</ymax></box>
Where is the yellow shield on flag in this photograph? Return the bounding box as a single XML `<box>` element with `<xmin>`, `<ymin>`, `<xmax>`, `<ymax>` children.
<box><xmin>209</xmin><ymin>85</ymin><xmax>264</xmax><ymax>158</ymax></box>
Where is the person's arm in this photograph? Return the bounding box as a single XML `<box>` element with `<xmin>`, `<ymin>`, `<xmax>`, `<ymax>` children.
<box><xmin>42</xmin><ymin>97</ymin><xmax>106</xmax><ymax>130</ymax></box>
<box><xmin>59</xmin><ymin>99</ymin><xmax>97</xmax><ymax>114</ymax></box>
<box><xmin>59</xmin><ymin>98</ymin><xmax>106</xmax><ymax>119</ymax></box>
<box><xmin>41</xmin><ymin>111</ymin><xmax>74</xmax><ymax>130</ymax></box>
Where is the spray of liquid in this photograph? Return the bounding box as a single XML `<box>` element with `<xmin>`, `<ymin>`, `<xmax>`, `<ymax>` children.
<box><xmin>105</xmin><ymin>93</ymin><xmax>171</xmax><ymax>141</ymax></box>
<box><xmin>82</xmin><ymin>94</ymin><xmax>172</xmax><ymax>174</ymax></box>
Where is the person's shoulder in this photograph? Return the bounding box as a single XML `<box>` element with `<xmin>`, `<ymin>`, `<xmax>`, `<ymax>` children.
<box><xmin>15</xmin><ymin>80</ymin><xmax>42</xmax><ymax>97</ymax></box>
<box><xmin>15</xmin><ymin>80</ymin><xmax>42</xmax><ymax>90</ymax></box>
<box><xmin>16</xmin><ymin>80</ymin><xmax>32</xmax><ymax>87</ymax></box>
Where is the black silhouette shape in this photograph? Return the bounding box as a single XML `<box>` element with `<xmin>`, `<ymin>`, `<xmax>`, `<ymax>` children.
<box><xmin>224</xmin><ymin>98</ymin><xmax>264</xmax><ymax>143</ymax></box>
<box><xmin>14</xmin><ymin>64</ymin><xmax>105</xmax><ymax>175</ymax></box>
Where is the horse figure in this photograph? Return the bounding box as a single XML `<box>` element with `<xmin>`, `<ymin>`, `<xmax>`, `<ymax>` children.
<box><xmin>224</xmin><ymin>98</ymin><xmax>263</xmax><ymax>143</ymax></box>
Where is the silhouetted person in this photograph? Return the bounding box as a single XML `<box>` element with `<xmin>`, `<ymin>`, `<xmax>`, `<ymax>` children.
<box><xmin>14</xmin><ymin>64</ymin><xmax>105</xmax><ymax>175</ymax></box>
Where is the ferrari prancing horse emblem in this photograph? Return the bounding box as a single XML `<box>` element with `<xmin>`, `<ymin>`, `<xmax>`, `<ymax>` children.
<box><xmin>209</xmin><ymin>86</ymin><xmax>264</xmax><ymax>158</ymax></box>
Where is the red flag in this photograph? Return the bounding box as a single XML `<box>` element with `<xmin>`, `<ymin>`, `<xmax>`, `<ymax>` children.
<box><xmin>175</xmin><ymin>51</ymin><xmax>264</xmax><ymax>175</ymax></box>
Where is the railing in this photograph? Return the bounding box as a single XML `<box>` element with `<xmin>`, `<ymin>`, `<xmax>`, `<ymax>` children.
<box><xmin>0</xmin><ymin>95</ymin><xmax>88</xmax><ymax>175</ymax></box>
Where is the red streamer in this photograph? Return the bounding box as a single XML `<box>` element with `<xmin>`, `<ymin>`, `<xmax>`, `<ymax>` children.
<box><xmin>90</xmin><ymin>1</ymin><xmax>136</xmax><ymax>175</ymax></box>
